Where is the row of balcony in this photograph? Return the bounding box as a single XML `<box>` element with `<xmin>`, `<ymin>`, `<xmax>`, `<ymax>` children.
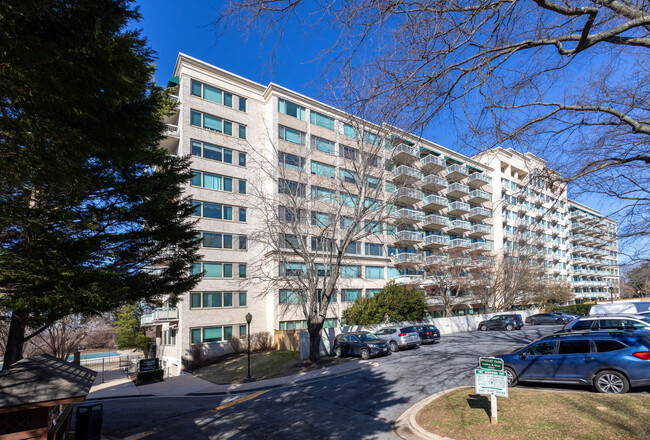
<box><xmin>141</xmin><ymin>308</ymin><xmax>179</xmax><ymax>326</ymax></box>
<box><xmin>394</xmin><ymin>207</ymin><xmax>492</xmax><ymax>228</ymax></box>
<box><xmin>393</xmin><ymin>224</ymin><xmax>492</xmax><ymax>246</ymax></box>
<box><xmin>392</xmin><ymin>248</ymin><xmax>492</xmax><ymax>266</ymax></box>
<box><xmin>571</xmin><ymin>246</ymin><xmax>608</xmax><ymax>258</ymax></box>
<box><xmin>571</xmin><ymin>257</ymin><xmax>607</xmax><ymax>267</ymax></box>
<box><xmin>391</xmin><ymin>163</ymin><xmax>490</xmax><ymax>188</ymax></box>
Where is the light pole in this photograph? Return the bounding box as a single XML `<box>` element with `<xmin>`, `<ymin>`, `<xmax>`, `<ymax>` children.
<box><xmin>245</xmin><ymin>313</ymin><xmax>253</xmax><ymax>381</ymax></box>
<box><xmin>608</xmin><ymin>281</ymin><xmax>615</xmax><ymax>304</ymax></box>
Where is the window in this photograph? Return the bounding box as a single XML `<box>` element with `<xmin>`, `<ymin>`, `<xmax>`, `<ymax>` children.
<box><xmin>366</xmin><ymin>289</ymin><xmax>381</xmax><ymax>298</ymax></box>
<box><xmin>193</xmin><ymin>262</ymin><xmax>244</xmax><ymax>279</ymax></box>
<box><xmin>522</xmin><ymin>342</ymin><xmax>556</xmax><ymax>356</ymax></box>
<box><xmin>311</xmin><ymin>186</ymin><xmax>335</xmax><ymax>203</ymax></box>
<box><xmin>239</xmin><ymin>292</ymin><xmax>247</xmax><ymax>307</ymax></box>
<box><xmin>365</xmin><ymin>266</ymin><xmax>384</xmax><ymax>279</ymax></box>
<box><xmin>203</xmin><ymin>292</ymin><xmax>222</xmax><ymax>308</ymax></box>
<box><xmin>365</xmin><ymin>221</ymin><xmax>382</xmax><ymax>233</ymax></box>
<box><xmin>191</xmin><ymin>80</ymin><xmax>234</xmax><ymax>108</ymax></box>
<box><xmin>190</xmin><ymin>293</ymin><xmax>201</xmax><ymax>308</ymax></box>
<box><xmin>343</xmin><ymin>123</ymin><xmax>357</xmax><ymax>139</ymax></box>
<box><xmin>238</xmin><ymin>235</ymin><xmax>247</xmax><ymax>250</ymax></box>
<box><xmin>239</xmin><ymin>264</ymin><xmax>247</xmax><ymax>278</ymax></box>
<box><xmin>310</xmin><ymin>161</ymin><xmax>335</xmax><ymax>178</ymax></box>
<box><xmin>341</xmin><ymin>289</ymin><xmax>362</xmax><ymax>302</ymax></box>
<box><xmin>310</xmin><ymin>111</ymin><xmax>335</xmax><ymax>130</ymax></box>
<box><xmin>558</xmin><ymin>340</ymin><xmax>591</xmax><ymax>354</ymax></box>
<box><xmin>597</xmin><ymin>319</ymin><xmax>623</xmax><ymax>330</ymax></box>
<box><xmin>365</xmin><ymin>243</ymin><xmax>384</xmax><ymax>256</ymax></box>
<box><xmin>279</xmin><ymin>289</ymin><xmax>304</xmax><ymax>304</ymax></box>
<box><xmin>279</xmin><ymin>152</ymin><xmax>305</xmax><ymax>171</ymax></box>
<box><xmin>239</xmin><ymin>207</ymin><xmax>247</xmax><ymax>222</ymax></box>
<box><xmin>340</xmin><ymin>216</ymin><xmax>360</xmax><ymax>230</ymax></box>
<box><xmin>279</xmin><ymin>179</ymin><xmax>306</xmax><ymax>197</ymax></box>
<box><xmin>340</xmin><ymin>265</ymin><xmax>361</xmax><ymax>278</ymax></box>
<box><xmin>278</xmin><ymin>206</ymin><xmax>307</xmax><ymax>223</ymax></box>
<box><xmin>239</xmin><ymin>325</ymin><xmax>247</xmax><ymax>337</ymax></box>
<box><xmin>340</xmin><ymin>193</ymin><xmax>358</xmax><ymax>207</ymax></box>
<box><xmin>239</xmin><ymin>180</ymin><xmax>247</xmax><ymax>194</ymax></box>
<box><xmin>311</xmin><ymin>136</ymin><xmax>335</xmax><ymax>154</ymax></box>
<box><xmin>203</xmin><ymin>327</ymin><xmax>222</xmax><ymax>343</ymax></box>
<box><xmin>239</xmin><ymin>125</ymin><xmax>247</xmax><ymax>139</ymax></box>
<box><xmin>191</xmin><ymin>140</ymin><xmax>239</xmax><ymax>165</ymax></box>
<box><xmin>340</xmin><ymin>169</ymin><xmax>358</xmax><ymax>184</ymax></box>
<box><xmin>191</xmin><ymin>201</ymin><xmax>241</xmax><ymax>221</ymax></box>
<box><xmin>191</xmin><ymin>329</ymin><xmax>202</xmax><ymax>344</ymax></box>
<box><xmin>190</xmin><ymin>110</ymin><xmax>233</xmax><ymax>135</ymax></box>
<box><xmin>191</xmin><ymin>170</ymin><xmax>238</xmax><ymax>193</ymax></box>
<box><xmin>344</xmin><ymin>241</ymin><xmax>361</xmax><ymax>255</ymax></box>
<box><xmin>311</xmin><ymin>211</ymin><xmax>332</xmax><ymax>227</ymax></box>
<box><xmin>312</xmin><ymin>237</ymin><xmax>334</xmax><ymax>252</ymax></box>
<box><xmin>279</xmin><ymin>125</ymin><xmax>306</xmax><ymax>145</ymax></box>
<box><xmin>595</xmin><ymin>340</ymin><xmax>627</xmax><ymax>352</ymax></box>
<box><xmin>278</xmin><ymin>99</ymin><xmax>306</xmax><ymax>120</ymax></box>
<box><xmin>239</xmin><ymin>97</ymin><xmax>247</xmax><ymax>112</ymax></box>
<box><xmin>339</xmin><ymin>145</ymin><xmax>358</xmax><ymax>160</ymax></box>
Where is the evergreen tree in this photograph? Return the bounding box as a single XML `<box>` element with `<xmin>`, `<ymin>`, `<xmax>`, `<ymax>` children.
<box><xmin>0</xmin><ymin>0</ymin><xmax>199</xmax><ymax>368</ymax></box>
<box><xmin>114</xmin><ymin>303</ymin><xmax>149</xmax><ymax>357</ymax></box>
<box><xmin>343</xmin><ymin>283</ymin><xmax>428</xmax><ymax>325</ymax></box>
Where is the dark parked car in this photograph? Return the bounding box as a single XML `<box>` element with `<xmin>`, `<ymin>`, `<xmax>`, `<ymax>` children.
<box><xmin>478</xmin><ymin>314</ymin><xmax>524</xmax><ymax>331</ymax></box>
<box><xmin>412</xmin><ymin>325</ymin><xmax>441</xmax><ymax>344</ymax></box>
<box><xmin>333</xmin><ymin>331</ymin><xmax>389</xmax><ymax>360</ymax></box>
<box><xmin>492</xmin><ymin>330</ymin><xmax>650</xmax><ymax>394</ymax></box>
<box><xmin>525</xmin><ymin>313</ymin><xmax>572</xmax><ymax>325</ymax></box>
<box><xmin>374</xmin><ymin>326</ymin><xmax>421</xmax><ymax>352</ymax></box>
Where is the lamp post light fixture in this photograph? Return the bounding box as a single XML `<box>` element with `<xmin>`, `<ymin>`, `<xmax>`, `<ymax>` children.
<box><xmin>245</xmin><ymin>312</ymin><xmax>253</xmax><ymax>381</ymax></box>
<box><xmin>608</xmin><ymin>280</ymin><xmax>615</xmax><ymax>304</ymax></box>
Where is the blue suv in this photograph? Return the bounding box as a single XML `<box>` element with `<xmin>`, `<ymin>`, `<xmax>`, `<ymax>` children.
<box><xmin>492</xmin><ymin>330</ymin><xmax>650</xmax><ymax>394</ymax></box>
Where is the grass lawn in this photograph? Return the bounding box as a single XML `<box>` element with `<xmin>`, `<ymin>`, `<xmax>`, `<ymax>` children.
<box><xmin>416</xmin><ymin>387</ymin><xmax>650</xmax><ymax>440</ymax></box>
<box><xmin>195</xmin><ymin>350</ymin><xmax>352</xmax><ymax>384</ymax></box>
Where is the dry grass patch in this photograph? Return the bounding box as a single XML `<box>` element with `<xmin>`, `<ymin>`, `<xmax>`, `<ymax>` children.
<box><xmin>195</xmin><ymin>350</ymin><xmax>352</xmax><ymax>384</ymax></box>
<box><xmin>416</xmin><ymin>387</ymin><xmax>650</xmax><ymax>440</ymax></box>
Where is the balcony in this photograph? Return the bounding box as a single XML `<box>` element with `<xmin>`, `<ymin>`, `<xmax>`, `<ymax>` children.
<box><xmin>164</xmin><ymin>123</ymin><xmax>180</xmax><ymax>138</ymax></box>
<box><xmin>447</xmin><ymin>201</ymin><xmax>470</xmax><ymax>216</ymax></box>
<box><xmin>393</xmin><ymin>274</ymin><xmax>424</xmax><ymax>285</ymax></box>
<box><xmin>469</xmin><ymin>224</ymin><xmax>491</xmax><ymax>237</ymax></box>
<box><xmin>571</xmin><ymin>222</ymin><xmax>586</xmax><ymax>232</ymax></box>
<box><xmin>391</xmin><ymin>165</ymin><xmax>422</xmax><ymax>185</ymax></box>
<box><xmin>392</xmin><ymin>208</ymin><xmax>424</xmax><ymax>226</ymax></box>
<box><xmin>420</xmin><ymin>154</ymin><xmax>446</xmax><ymax>174</ymax></box>
<box><xmin>468</xmin><ymin>190</ymin><xmax>490</xmax><ymax>204</ymax></box>
<box><xmin>161</xmin><ymin>123</ymin><xmax>180</xmax><ymax>155</ymax></box>
<box><xmin>423</xmin><ymin>214</ymin><xmax>449</xmax><ymax>231</ymax></box>
<box><xmin>391</xmin><ymin>143</ymin><xmax>419</xmax><ymax>165</ymax></box>
<box><xmin>394</xmin><ymin>187</ymin><xmax>424</xmax><ymax>206</ymax></box>
<box><xmin>425</xmin><ymin>254</ymin><xmax>449</xmax><ymax>266</ymax></box>
<box><xmin>141</xmin><ymin>308</ymin><xmax>179</xmax><ymax>326</ymax></box>
<box><xmin>421</xmin><ymin>174</ymin><xmax>448</xmax><ymax>193</ymax></box>
<box><xmin>393</xmin><ymin>230</ymin><xmax>424</xmax><ymax>247</ymax></box>
<box><xmin>468</xmin><ymin>172</ymin><xmax>490</xmax><ymax>188</ymax></box>
<box><xmin>392</xmin><ymin>252</ymin><xmax>424</xmax><ymax>266</ymax></box>
<box><xmin>422</xmin><ymin>234</ymin><xmax>450</xmax><ymax>249</ymax></box>
<box><xmin>447</xmin><ymin>219</ymin><xmax>471</xmax><ymax>234</ymax></box>
<box><xmin>471</xmin><ymin>241</ymin><xmax>491</xmax><ymax>252</ymax></box>
<box><xmin>468</xmin><ymin>207</ymin><xmax>491</xmax><ymax>221</ymax></box>
<box><xmin>422</xmin><ymin>194</ymin><xmax>448</xmax><ymax>211</ymax></box>
<box><xmin>449</xmin><ymin>238</ymin><xmax>472</xmax><ymax>249</ymax></box>
<box><xmin>447</xmin><ymin>182</ymin><xmax>470</xmax><ymax>198</ymax></box>
<box><xmin>446</xmin><ymin>164</ymin><xmax>469</xmax><ymax>180</ymax></box>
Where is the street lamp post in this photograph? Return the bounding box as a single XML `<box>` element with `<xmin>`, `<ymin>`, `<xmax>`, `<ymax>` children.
<box><xmin>245</xmin><ymin>313</ymin><xmax>253</xmax><ymax>381</ymax></box>
<box><xmin>608</xmin><ymin>281</ymin><xmax>614</xmax><ymax>304</ymax></box>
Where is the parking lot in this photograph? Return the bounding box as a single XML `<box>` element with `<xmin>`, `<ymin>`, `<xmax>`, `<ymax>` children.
<box><xmin>100</xmin><ymin>325</ymin><xmax>571</xmax><ymax>439</ymax></box>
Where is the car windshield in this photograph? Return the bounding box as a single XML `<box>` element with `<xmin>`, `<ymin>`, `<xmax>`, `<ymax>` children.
<box><xmin>358</xmin><ymin>333</ymin><xmax>379</xmax><ymax>342</ymax></box>
<box><xmin>491</xmin><ymin>316</ymin><xmax>503</xmax><ymax>320</ymax></box>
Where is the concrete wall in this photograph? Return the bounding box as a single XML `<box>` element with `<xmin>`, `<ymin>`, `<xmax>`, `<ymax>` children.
<box><xmin>299</xmin><ymin>308</ymin><xmax>540</xmax><ymax>360</ymax></box>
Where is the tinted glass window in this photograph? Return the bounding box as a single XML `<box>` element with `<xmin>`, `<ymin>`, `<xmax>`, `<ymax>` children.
<box><xmin>358</xmin><ymin>334</ymin><xmax>379</xmax><ymax>342</ymax></box>
<box><xmin>523</xmin><ymin>341</ymin><xmax>556</xmax><ymax>356</ymax></box>
<box><xmin>622</xmin><ymin>319</ymin><xmax>648</xmax><ymax>329</ymax></box>
<box><xmin>571</xmin><ymin>320</ymin><xmax>593</xmax><ymax>331</ymax></box>
<box><xmin>401</xmin><ymin>327</ymin><xmax>415</xmax><ymax>333</ymax></box>
<box><xmin>558</xmin><ymin>340</ymin><xmax>591</xmax><ymax>354</ymax></box>
<box><xmin>598</xmin><ymin>319</ymin><xmax>623</xmax><ymax>330</ymax></box>
<box><xmin>595</xmin><ymin>340</ymin><xmax>627</xmax><ymax>352</ymax></box>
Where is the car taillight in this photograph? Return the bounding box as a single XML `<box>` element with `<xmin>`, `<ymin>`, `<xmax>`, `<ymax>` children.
<box><xmin>632</xmin><ymin>351</ymin><xmax>650</xmax><ymax>360</ymax></box>
<box><xmin>398</xmin><ymin>332</ymin><xmax>407</xmax><ymax>336</ymax></box>
<box><xmin>426</xmin><ymin>332</ymin><xmax>432</xmax><ymax>335</ymax></box>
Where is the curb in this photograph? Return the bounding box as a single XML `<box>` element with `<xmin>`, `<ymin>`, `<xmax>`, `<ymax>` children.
<box><xmin>395</xmin><ymin>387</ymin><xmax>467</xmax><ymax>440</ymax></box>
<box><xmin>87</xmin><ymin>360</ymin><xmax>377</xmax><ymax>400</ymax></box>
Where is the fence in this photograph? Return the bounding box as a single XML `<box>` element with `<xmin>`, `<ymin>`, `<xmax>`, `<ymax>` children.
<box><xmin>80</xmin><ymin>354</ymin><xmax>143</xmax><ymax>384</ymax></box>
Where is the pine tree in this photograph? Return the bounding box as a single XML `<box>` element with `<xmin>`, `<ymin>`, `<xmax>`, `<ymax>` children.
<box><xmin>0</xmin><ymin>0</ymin><xmax>199</xmax><ymax>368</ymax></box>
<box><xmin>114</xmin><ymin>304</ymin><xmax>150</xmax><ymax>357</ymax></box>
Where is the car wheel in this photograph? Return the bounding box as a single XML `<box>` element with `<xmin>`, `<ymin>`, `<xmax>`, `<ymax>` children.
<box><xmin>360</xmin><ymin>349</ymin><xmax>370</xmax><ymax>360</ymax></box>
<box><xmin>530</xmin><ymin>319</ymin><xmax>538</xmax><ymax>325</ymax></box>
<box><xmin>594</xmin><ymin>370</ymin><xmax>629</xmax><ymax>394</ymax></box>
<box><xmin>389</xmin><ymin>341</ymin><xmax>399</xmax><ymax>352</ymax></box>
<box><xmin>556</xmin><ymin>319</ymin><xmax>564</xmax><ymax>325</ymax></box>
<box><xmin>505</xmin><ymin>324</ymin><xmax>514</xmax><ymax>331</ymax></box>
<box><xmin>334</xmin><ymin>346</ymin><xmax>342</xmax><ymax>358</ymax></box>
<box><xmin>479</xmin><ymin>324</ymin><xmax>488</xmax><ymax>331</ymax></box>
<box><xmin>505</xmin><ymin>367</ymin><xmax>518</xmax><ymax>386</ymax></box>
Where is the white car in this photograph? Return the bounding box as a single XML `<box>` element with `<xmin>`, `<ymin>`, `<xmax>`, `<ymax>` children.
<box><xmin>560</xmin><ymin>314</ymin><xmax>650</xmax><ymax>332</ymax></box>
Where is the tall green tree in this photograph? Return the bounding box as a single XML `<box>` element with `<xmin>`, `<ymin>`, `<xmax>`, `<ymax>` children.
<box><xmin>343</xmin><ymin>283</ymin><xmax>428</xmax><ymax>326</ymax></box>
<box><xmin>0</xmin><ymin>0</ymin><xmax>200</xmax><ymax>369</ymax></box>
<box><xmin>114</xmin><ymin>303</ymin><xmax>149</xmax><ymax>357</ymax></box>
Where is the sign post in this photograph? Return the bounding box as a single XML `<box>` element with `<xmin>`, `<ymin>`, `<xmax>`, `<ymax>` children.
<box><xmin>475</xmin><ymin>357</ymin><xmax>507</xmax><ymax>425</ymax></box>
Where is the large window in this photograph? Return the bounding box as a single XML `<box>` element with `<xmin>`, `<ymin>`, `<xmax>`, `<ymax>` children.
<box><xmin>310</xmin><ymin>111</ymin><xmax>335</xmax><ymax>130</ymax></box>
<box><xmin>190</xmin><ymin>291</ymin><xmax>247</xmax><ymax>309</ymax></box>
<box><xmin>192</xmin><ymin>262</ymin><xmax>238</xmax><ymax>278</ymax></box>
<box><xmin>278</xmin><ymin>98</ymin><xmax>306</xmax><ymax>120</ymax></box>
<box><xmin>191</xmin><ymin>200</ymin><xmax>243</xmax><ymax>221</ymax></box>
<box><xmin>339</xmin><ymin>145</ymin><xmax>358</xmax><ymax>160</ymax></box>
<box><xmin>279</xmin><ymin>320</ymin><xmax>308</xmax><ymax>330</ymax></box>
<box><xmin>279</xmin><ymin>152</ymin><xmax>305</xmax><ymax>171</ymax></box>
<box><xmin>280</xmin><ymin>262</ymin><xmax>307</xmax><ymax>276</ymax></box>
<box><xmin>311</xmin><ymin>186</ymin><xmax>335</xmax><ymax>203</ymax></box>
<box><xmin>344</xmin><ymin>241</ymin><xmax>361</xmax><ymax>255</ymax></box>
<box><xmin>311</xmin><ymin>136</ymin><xmax>335</xmax><ymax>154</ymax></box>
<box><xmin>365</xmin><ymin>243</ymin><xmax>384</xmax><ymax>256</ymax></box>
<box><xmin>340</xmin><ymin>265</ymin><xmax>362</xmax><ymax>278</ymax></box>
<box><xmin>279</xmin><ymin>289</ymin><xmax>305</xmax><ymax>304</ymax></box>
<box><xmin>279</xmin><ymin>179</ymin><xmax>306</xmax><ymax>197</ymax></box>
<box><xmin>191</xmin><ymin>140</ymin><xmax>238</xmax><ymax>164</ymax></box>
<box><xmin>200</xmin><ymin>231</ymin><xmax>247</xmax><ymax>251</ymax></box>
<box><xmin>311</xmin><ymin>211</ymin><xmax>332</xmax><ymax>227</ymax></box>
<box><xmin>190</xmin><ymin>325</ymin><xmax>236</xmax><ymax>344</ymax></box>
<box><xmin>191</xmin><ymin>170</ymin><xmax>241</xmax><ymax>193</ymax></box>
<box><xmin>341</xmin><ymin>289</ymin><xmax>362</xmax><ymax>302</ymax></box>
<box><xmin>279</xmin><ymin>125</ymin><xmax>306</xmax><ymax>145</ymax></box>
<box><xmin>191</xmin><ymin>80</ymin><xmax>233</xmax><ymax>107</ymax></box>
<box><xmin>311</xmin><ymin>161</ymin><xmax>336</xmax><ymax>179</ymax></box>
<box><xmin>190</xmin><ymin>110</ymin><xmax>233</xmax><ymax>136</ymax></box>
<box><xmin>365</xmin><ymin>266</ymin><xmax>384</xmax><ymax>279</ymax></box>
<box><xmin>343</xmin><ymin>123</ymin><xmax>357</xmax><ymax>139</ymax></box>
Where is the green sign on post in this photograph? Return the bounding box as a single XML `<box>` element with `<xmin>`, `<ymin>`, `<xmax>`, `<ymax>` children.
<box><xmin>479</xmin><ymin>357</ymin><xmax>504</xmax><ymax>371</ymax></box>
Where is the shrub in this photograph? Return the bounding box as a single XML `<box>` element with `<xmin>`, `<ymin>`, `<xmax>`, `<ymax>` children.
<box><xmin>250</xmin><ymin>331</ymin><xmax>273</xmax><ymax>351</ymax></box>
<box><xmin>181</xmin><ymin>343</ymin><xmax>206</xmax><ymax>371</ymax></box>
<box><xmin>551</xmin><ymin>304</ymin><xmax>592</xmax><ymax>316</ymax></box>
<box><xmin>228</xmin><ymin>336</ymin><xmax>247</xmax><ymax>354</ymax></box>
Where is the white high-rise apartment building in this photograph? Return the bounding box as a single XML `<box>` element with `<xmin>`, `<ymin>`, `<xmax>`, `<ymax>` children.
<box><xmin>144</xmin><ymin>54</ymin><xmax>619</xmax><ymax>376</ymax></box>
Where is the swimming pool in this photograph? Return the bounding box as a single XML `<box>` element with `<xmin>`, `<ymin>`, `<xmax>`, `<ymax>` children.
<box><xmin>67</xmin><ymin>351</ymin><xmax>120</xmax><ymax>361</ymax></box>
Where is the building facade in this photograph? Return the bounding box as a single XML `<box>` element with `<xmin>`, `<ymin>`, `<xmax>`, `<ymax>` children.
<box><xmin>143</xmin><ymin>54</ymin><xmax>619</xmax><ymax>376</ymax></box>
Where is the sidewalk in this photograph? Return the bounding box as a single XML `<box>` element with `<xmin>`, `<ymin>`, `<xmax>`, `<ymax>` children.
<box><xmin>87</xmin><ymin>359</ymin><xmax>376</xmax><ymax>400</ymax></box>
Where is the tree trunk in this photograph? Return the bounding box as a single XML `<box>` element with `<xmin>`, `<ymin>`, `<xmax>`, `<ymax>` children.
<box><xmin>3</xmin><ymin>312</ymin><xmax>26</xmax><ymax>370</ymax></box>
<box><xmin>307</xmin><ymin>322</ymin><xmax>324</xmax><ymax>363</ymax></box>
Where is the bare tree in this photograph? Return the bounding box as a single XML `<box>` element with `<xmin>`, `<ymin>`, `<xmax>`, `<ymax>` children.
<box><xmin>31</xmin><ymin>315</ymin><xmax>88</xmax><ymax>361</ymax></box>
<box><xmin>246</xmin><ymin>117</ymin><xmax>406</xmax><ymax>362</ymax></box>
<box><xmin>218</xmin><ymin>0</ymin><xmax>650</xmax><ymax>259</ymax></box>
